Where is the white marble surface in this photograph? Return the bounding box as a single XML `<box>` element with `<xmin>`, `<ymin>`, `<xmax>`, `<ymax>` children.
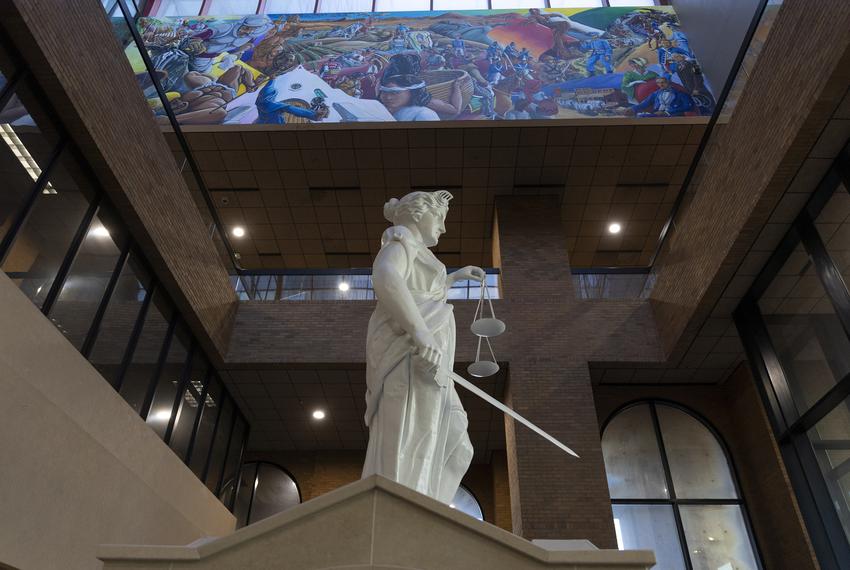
<box><xmin>100</xmin><ymin>475</ymin><xmax>656</xmax><ymax>570</ymax></box>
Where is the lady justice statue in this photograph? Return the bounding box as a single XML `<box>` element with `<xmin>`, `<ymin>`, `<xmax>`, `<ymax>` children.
<box><xmin>361</xmin><ymin>190</ymin><xmax>484</xmax><ymax>504</ymax></box>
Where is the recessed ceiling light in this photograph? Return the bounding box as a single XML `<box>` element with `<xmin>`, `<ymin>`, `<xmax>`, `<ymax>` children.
<box><xmin>232</xmin><ymin>226</ymin><xmax>246</xmax><ymax>238</ymax></box>
<box><xmin>338</xmin><ymin>282</ymin><xmax>350</xmax><ymax>292</ymax></box>
<box><xmin>608</xmin><ymin>222</ymin><xmax>621</xmax><ymax>234</ymax></box>
<box><xmin>150</xmin><ymin>410</ymin><xmax>171</xmax><ymax>422</ymax></box>
<box><xmin>89</xmin><ymin>225</ymin><xmax>110</xmax><ymax>238</ymax></box>
<box><xmin>312</xmin><ymin>410</ymin><xmax>326</xmax><ymax>420</ymax></box>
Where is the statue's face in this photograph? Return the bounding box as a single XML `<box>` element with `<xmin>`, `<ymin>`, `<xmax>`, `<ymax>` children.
<box><xmin>417</xmin><ymin>207</ymin><xmax>446</xmax><ymax>248</ymax></box>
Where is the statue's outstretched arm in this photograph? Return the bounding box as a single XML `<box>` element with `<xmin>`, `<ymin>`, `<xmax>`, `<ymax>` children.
<box><xmin>372</xmin><ymin>241</ymin><xmax>443</xmax><ymax>371</ymax></box>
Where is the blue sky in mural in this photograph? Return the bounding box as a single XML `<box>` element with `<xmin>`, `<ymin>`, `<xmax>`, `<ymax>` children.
<box><xmin>132</xmin><ymin>7</ymin><xmax>715</xmax><ymax>125</ymax></box>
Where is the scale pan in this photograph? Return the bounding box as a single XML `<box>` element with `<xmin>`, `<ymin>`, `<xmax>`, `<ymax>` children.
<box><xmin>468</xmin><ymin>360</ymin><xmax>500</xmax><ymax>378</ymax></box>
<box><xmin>471</xmin><ymin>318</ymin><xmax>506</xmax><ymax>338</ymax></box>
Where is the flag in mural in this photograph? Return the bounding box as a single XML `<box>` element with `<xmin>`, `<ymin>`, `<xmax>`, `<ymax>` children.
<box><xmin>130</xmin><ymin>6</ymin><xmax>714</xmax><ymax>125</ymax></box>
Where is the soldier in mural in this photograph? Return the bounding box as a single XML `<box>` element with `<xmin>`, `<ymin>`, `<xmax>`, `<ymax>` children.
<box><xmin>131</xmin><ymin>6</ymin><xmax>713</xmax><ymax>125</ymax></box>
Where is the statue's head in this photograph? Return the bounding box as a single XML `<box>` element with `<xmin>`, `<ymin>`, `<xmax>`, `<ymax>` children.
<box><xmin>384</xmin><ymin>190</ymin><xmax>453</xmax><ymax>247</ymax></box>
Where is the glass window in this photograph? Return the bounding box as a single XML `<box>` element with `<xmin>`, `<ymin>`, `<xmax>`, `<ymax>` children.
<box><xmin>550</xmin><ymin>1</ymin><xmax>605</xmax><ymax>7</ymax></box>
<box><xmin>815</xmin><ymin>185</ymin><xmax>850</xmax><ymax>303</ymax></box>
<box><xmin>206</xmin><ymin>0</ymin><xmax>260</xmax><ymax>15</ymax></box>
<box><xmin>613</xmin><ymin>505</ymin><xmax>686</xmax><ymax>570</ymax></box>
<box><xmin>807</xmin><ymin>399</ymin><xmax>850</xmax><ymax>545</ymax></box>
<box><xmin>602</xmin><ymin>402</ymin><xmax>760</xmax><ymax>570</ymax></box>
<box><xmin>657</xmin><ymin>405</ymin><xmax>738</xmax><ymax>500</ymax></box>
<box><xmin>233</xmin><ymin>462</ymin><xmax>301</xmax><ymax>527</ymax></box>
<box><xmin>188</xmin><ymin>375</ymin><xmax>225</xmax><ymax>477</ymax></box>
<box><xmin>450</xmin><ymin>485</ymin><xmax>483</xmax><ymax>521</ymax></box>
<box><xmin>759</xmin><ymin>242</ymin><xmax>850</xmax><ymax>414</ymax></box>
<box><xmin>264</xmin><ymin>0</ymin><xmax>316</xmax><ymax>13</ymax></box>
<box><xmin>145</xmin><ymin>322</ymin><xmax>191</xmax><ymax>438</ymax></box>
<box><xmin>87</xmin><ymin>252</ymin><xmax>151</xmax><ymax>382</ymax></box>
<box><xmin>316</xmin><ymin>0</ymin><xmax>371</xmax><ymax>13</ymax></box>
<box><xmin>47</xmin><ymin>209</ymin><xmax>125</xmax><ymax>350</ymax></box>
<box><xmin>168</xmin><ymin>351</ymin><xmax>210</xmax><ymax>460</ymax></box>
<box><xmin>602</xmin><ymin>404</ymin><xmax>668</xmax><ymax>499</ymax></box>
<box><xmin>375</xmin><ymin>0</ymin><xmax>429</xmax><ymax>11</ymax></box>
<box><xmin>233</xmin><ymin>462</ymin><xmax>258</xmax><ymax>527</ymax></box>
<box><xmin>205</xmin><ymin>396</ymin><xmax>235</xmax><ymax>492</ymax></box>
<box><xmin>152</xmin><ymin>0</ymin><xmax>204</xmax><ymax>16</ymax></box>
<box><xmin>491</xmin><ymin>0</ymin><xmax>545</xmax><ymax>8</ymax></box>
<box><xmin>1</xmin><ymin>150</ymin><xmax>95</xmax><ymax>309</ymax></box>
<box><xmin>608</xmin><ymin>0</ymin><xmax>656</xmax><ymax>7</ymax></box>
<box><xmin>0</xmin><ymin>86</ymin><xmax>57</xmax><ymax>245</ymax></box>
<box><xmin>433</xmin><ymin>0</ymin><xmax>488</xmax><ymax>9</ymax></box>
<box><xmin>117</xmin><ymin>290</ymin><xmax>174</xmax><ymax>413</ymax></box>
<box><xmin>219</xmin><ymin>416</ymin><xmax>249</xmax><ymax>507</ymax></box>
<box><xmin>680</xmin><ymin>505</ymin><xmax>760</xmax><ymax>570</ymax></box>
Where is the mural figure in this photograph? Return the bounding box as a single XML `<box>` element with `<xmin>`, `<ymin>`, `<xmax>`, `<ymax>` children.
<box><xmin>131</xmin><ymin>6</ymin><xmax>714</xmax><ymax>124</ymax></box>
<box><xmin>362</xmin><ymin>191</ymin><xmax>481</xmax><ymax>504</ymax></box>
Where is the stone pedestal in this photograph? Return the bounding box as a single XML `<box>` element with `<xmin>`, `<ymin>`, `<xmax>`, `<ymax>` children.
<box><xmin>99</xmin><ymin>476</ymin><xmax>654</xmax><ymax>570</ymax></box>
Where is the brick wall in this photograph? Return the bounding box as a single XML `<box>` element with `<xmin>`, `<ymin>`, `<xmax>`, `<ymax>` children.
<box><xmin>650</xmin><ymin>0</ymin><xmax>850</xmax><ymax>361</ymax></box>
<box><xmin>1</xmin><ymin>0</ymin><xmax>238</xmax><ymax>361</ymax></box>
<box><xmin>594</xmin><ymin>366</ymin><xmax>818</xmax><ymax>570</ymax></box>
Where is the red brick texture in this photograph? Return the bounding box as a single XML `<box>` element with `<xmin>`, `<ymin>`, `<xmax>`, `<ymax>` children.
<box><xmin>649</xmin><ymin>0</ymin><xmax>850</xmax><ymax>361</ymax></box>
<box><xmin>594</xmin><ymin>365</ymin><xmax>818</xmax><ymax>570</ymax></box>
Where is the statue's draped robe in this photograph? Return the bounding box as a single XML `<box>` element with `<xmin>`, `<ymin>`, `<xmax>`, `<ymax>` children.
<box><xmin>362</xmin><ymin>226</ymin><xmax>474</xmax><ymax>504</ymax></box>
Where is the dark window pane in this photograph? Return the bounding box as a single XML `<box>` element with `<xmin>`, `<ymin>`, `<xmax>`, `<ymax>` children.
<box><xmin>807</xmin><ymin>397</ymin><xmax>850</xmax><ymax>545</ymax></box>
<box><xmin>1</xmin><ymin>150</ymin><xmax>94</xmax><ymax>308</ymax></box>
<box><xmin>250</xmin><ymin>463</ymin><xmax>300</xmax><ymax>523</ymax></box>
<box><xmin>815</xmin><ymin>184</ymin><xmax>850</xmax><ymax>302</ymax></box>
<box><xmin>89</xmin><ymin>252</ymin><xmax>151</xmax><ymax>384</ymax></box>
<box><xmin>205</xmin><ymin>396</ymin><xmax>234</xmax><ymax>493</ymax></box>
<box><xmin>145</xmin><ymin>323</ymin><xmax>191</xmax><ymax>438</ymax></box>
<box><xmin>759</xmin><ymin>242</ymin><xmax>850</xmax><ymax>414</ymax></box>
<box><xmin>219</xmin><ymin>416</ymin><xmax>248</xmax><ymax>507</ymax></box>
<box><xmin>118</xmin><ymin>290</ymin><xmax>174</xmax><ymax>413</ymax></box>
<box><xmin>233</xmin><ymin>462</ymin><xmax>258</xmax><ymax>528</ymax></box>
<box><xmin>189</xmin><ymin>376</ymin><xmax>224</xmax><ymax>477</ymax></box>
<box><xmin>169</xmin><ymin>352</ymin><xmax>210</xmax><ymax>460</ymax></box>
<box><xmin>47</xmin><ymin>209</ymin><xmax>124</xmax><ymax>350</ymax></box>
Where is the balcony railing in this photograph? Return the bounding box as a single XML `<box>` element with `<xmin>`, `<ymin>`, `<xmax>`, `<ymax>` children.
<box><xmin>232</xmin><ymin>271</ymin><xmax>500</xmax><ymax>301</ymax></box>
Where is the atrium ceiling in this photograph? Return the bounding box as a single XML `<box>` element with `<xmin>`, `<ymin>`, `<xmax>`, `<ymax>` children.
<box><xmin>166</xmin><ymin>121</ymin><xmax>705</xmax><ymax>271</ymax></box>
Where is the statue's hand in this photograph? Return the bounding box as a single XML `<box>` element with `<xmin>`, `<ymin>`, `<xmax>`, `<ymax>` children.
<box><xmin>450</xmin><ymin>265</ymin><xmax>486</xmax><ymax>284</ymax></box>
<box><xmin>412</xmin><ymin>328</ymin><xmax>443</xmax><ymax>372</ymax></box>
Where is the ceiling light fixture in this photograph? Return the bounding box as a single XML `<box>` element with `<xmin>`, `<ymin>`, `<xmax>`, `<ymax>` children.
<box><xmin>608</xmin><ymin>222</ymin><xmax>622</xmax><ymax>234</ymax></box>
<box><xmin>312</xmin><ymin>410</ymin><xmax>326</xmax><ymax>420</ymax></box>
<box><xmin>89</xmin><ymin>225</ymin><xmax>110</xmax><ymax>238</ymax></box>
<box><xmin>0</xmin><ymin>123</ymin><xmax>56</xmax><ymax>194</ymax></box>
<box><xmin>150</xmin><ymin>410</ymin><xmax>171</xmax><ymax>422</ymax></box>
<box><xmin>232</xmin><ymin>226</ymin><xmax>246</xmax><ymax>238</ymax></box>
<box><xmin>338</xmin><ymin>282</ymin><xmax>350</xmax><ymax>292</ymax></box>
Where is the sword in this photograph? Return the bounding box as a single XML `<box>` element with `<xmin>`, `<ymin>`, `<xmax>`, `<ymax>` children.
<box><xmin>450</xmin><ymin>372</ymin><xmax>580</xmax><ymax>458</ymax></box>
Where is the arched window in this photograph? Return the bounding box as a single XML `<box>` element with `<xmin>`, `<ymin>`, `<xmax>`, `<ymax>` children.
<box><xmin>601</xmin><ymin>401</ymin><xmax>762</xmax><ymax>570</ymax></box>
<box><xmin>450</xmin><ymin>484</ymin><xmax>484</xmax><ymax>521</ymax></box>
<box><xmin>230</xmin><ymin>461</ymin><xmax>301</xmax><ymax>527</ymax></box>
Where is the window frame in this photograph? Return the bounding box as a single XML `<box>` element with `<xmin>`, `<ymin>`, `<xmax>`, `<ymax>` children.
<box><xmin>145</xmin><ymin>0</ymin><xmax>661</xmax><ymax>17</ymax></box>
<box><xmin>233</xmin><ymin>460</ymin><xmax>303</xmax><ymax>527</ymax></box>
<box><xmin>735</xmin><ymin>142</ymin><xmax>850</xmax><ymax>570</ymax></box>
<box><xmin>0</xmin><ymin>52</ymin><xmax>251</xmax><ymax>516</ymax></box>
<box><xmin>602</xmin><ymin>399</ymin><xmax>764</xmax><ymax>570</ymax></box>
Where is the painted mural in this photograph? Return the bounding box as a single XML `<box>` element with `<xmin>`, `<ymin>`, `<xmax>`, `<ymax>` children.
<box><xmin>130</xmin><ymin>6</ymin><xmax>714</xmax><ymax>125</ymax></box>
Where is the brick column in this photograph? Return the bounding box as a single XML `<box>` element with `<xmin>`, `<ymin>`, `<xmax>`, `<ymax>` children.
<box><xmin>496</xmin><ymin>197</ymin><xmax>616</xmax><ymax>547</ymax></box>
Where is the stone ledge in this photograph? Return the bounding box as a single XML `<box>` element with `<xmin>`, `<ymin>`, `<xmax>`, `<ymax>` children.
<box><xmin>99</xmin><ymin>476</ymin><xmax>654</xmax><ymax>569</ymax></box>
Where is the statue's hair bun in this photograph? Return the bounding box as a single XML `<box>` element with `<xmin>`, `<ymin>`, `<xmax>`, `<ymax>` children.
<box><xmin>383</xmin><ymin>198</ymin><xmax>400</xmax><ymax>223</ymax></box>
